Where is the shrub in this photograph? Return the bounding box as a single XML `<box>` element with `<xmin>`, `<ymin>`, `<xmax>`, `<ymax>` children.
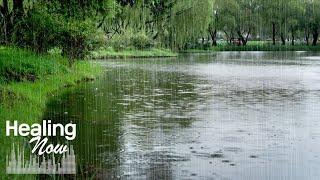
<box><xmin>131</xmin><ymin>32</ymin><xmax>152</xmax><ymax>49</ymax></box>
<box><xmin>11</xmin><ymin>6</ymin><xmax>100</xmax><ymax>62</ymax></box>
<box><xmin>12</xmin><ymin>6</ymin><xmax>59</xmax><ymax>53</ymax></box>
<box><xmin>108</xmin><ymin>30</ymin><xmax>153</xmax><ymax>50</ymax></box>
<box><xmin>58</xmin><ymin>20</ymin><xmax>97</xmax><ymax>61</ymax></box>
<box><xmin>108</xmin><ymin>30</ymin><xmax>133</xmax><ymax>51</ymax></box>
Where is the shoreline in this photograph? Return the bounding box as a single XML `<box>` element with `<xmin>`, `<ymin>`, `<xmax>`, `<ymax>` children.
<box><xmin>0</xmin><ymin>47</ymin><xmax>102</xmax><ymax>178</ymax></box>
<box><xmin>91</xmin><ymin>48</ymin><xmax>178</xmax><ymax>59</ymax></box>
<box><xmin>90</xmin><ymin>45</ymin><xmax>320</xmax><ymax>59</ymax></box>
<box><xmin>181</xmin><ymin>45</ymin><xmax>320</xmax><ymax>53</ymax></box>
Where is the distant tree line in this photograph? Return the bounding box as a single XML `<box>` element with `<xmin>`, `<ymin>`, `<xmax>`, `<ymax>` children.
<box><xmin>0</xmin><ymin>0</ymin><xmax>319</xmax><ymax>58</ymax></box>
<box><xmin>102</xmin><ymin>0</ymin><xmax>320</xmax><ymax>49</ymax></box>
<box><xmin>207</xmin><ymin>0</ymin><xmax>320</xmax><ymax>47</ymax></box>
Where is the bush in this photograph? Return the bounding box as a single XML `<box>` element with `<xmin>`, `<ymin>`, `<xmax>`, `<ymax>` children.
<box><xmin>58</xmin><ymin>20</ymin><xmax>98</xmax><ymax>61</ymax></box>
<box><xmin>108</xmin><ymin>30</ymin><xmax>133</xmax><ymax>51</ymax></box>
<box><xmin>131</xmin><ymin>32</ymin><xmax>152</xmax><ymax>49</ymax></box>
<box><xmin>12</xmin><ymin>6</ymin><xmax>100</xmax><ymax>62</ymax></box>
<box><xmin>12</xmin><ymin>7</ymin><xmax>59</xmax><ymax>53</ymax></box>
<box><xmin>108</xmin><ymin>30</ymin><xmax>153</xmax><ymax>50</ymax></box>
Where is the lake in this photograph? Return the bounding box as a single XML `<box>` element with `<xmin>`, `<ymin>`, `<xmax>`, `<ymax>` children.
<box><xmin>43</xmin><ymin>51</ymin><xmax>320</xmax><ymax>179</ymax></box>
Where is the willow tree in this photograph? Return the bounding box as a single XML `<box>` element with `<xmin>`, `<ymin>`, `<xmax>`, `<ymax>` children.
<box><xmin>302</xmin><ymin>0</ymin><xmax>313</xmax><ymax>45</ymax></box>
<box><xmin>146</xmin><ymin>0</ymin><xmax>174</xmax><ymax>45</ymax></box>
<box><xmin>115</xmin><ymin>0</ymin><xmax>152</xmax><ymax>32</ymax></box>
<box><xmin>234</xmin><ymin>0</ymin><xmax>260</xmax><ymax>45</ymax></box>
<box><xmin>208</xmin><ymin>0</ymin><xmax>234</xmax><ymax>46</ymax></box>
<box><xmin>208</xmin><ymin>0</ymin><xmax>220</xmax><ymax>46</ymax></box>
<box><xmin>260</xmin><ymin>0</ymin><xmax>283</xmax><ymax>45</ymax></box>
<box><xmin>306</xmin><ymin>0</ymin><xmax>320</xmax><ymax>46</ymax></box>
<box><xmin>286</xmin><ymin>0</ymin><xmax>304</xmax><ymax>45</ymax></box>
<box><xmin>260</xmin><ymin>0</ymin><xmax>303</xmax><ymax>45</ymax></box>
<box><xmin>101</xmin><ymin>0</ymin><xmax>164</xmax><ymax>38</ymax></box>
<box><xmin>208</xmin><ymin>0</ymin><xmax>238</xmax><ymax>45</ymax></box>
<box><xmin>44</xmin><ymin>0</ymin><xmax>116</xmax><ymax>19</ymax></box>
<box><xmin>169</xmin><ymin>0</ymin><xmax>212</xmax><ymax>49</ymax></box>
<box><xmin>0</xmin><ymin>0</ymin><xmax>29</xmax><ymax>44</ymax></box>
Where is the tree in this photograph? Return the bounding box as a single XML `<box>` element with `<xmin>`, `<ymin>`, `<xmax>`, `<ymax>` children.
<box><xmin>260</xmin><ymin>0</ymin><xmax>287</xmax><ymax>45</ymax></box>
<box><xmin>234</xmin><ymin>0</ymin><xmax>260</xmax><ymax>45</ymax></box>
<box><xmin>169</xmin><ymin>0</ymin><xmax>212</xmax><ymax>49</ymax></box>
<box><xmin>286</xmin><ymin>0</ymin><xmax>304</xmax><ymax>45</ymax></box>
<box><xmin>306</xmin><ymin>0</ymin><xmax>320</xmax><ymax>46</ymax></box>
<box><xmin>0</xmin><ymin>0</ymin><xmax>11</xmax><ymax>44</ymax></box>
<box><xmin>208</xmin><ymin>0</ymin><xmax>238</xmax><ymax>45</ymax></box>
<box><xmin>208</xmin><ymin>0</ymin><xmax>231</xmax><ymax>46</ymax></box>
<box><xmin>0</xmin><ymin>0</ymin><xmax>26</xmax><ymax>44</ymax></box>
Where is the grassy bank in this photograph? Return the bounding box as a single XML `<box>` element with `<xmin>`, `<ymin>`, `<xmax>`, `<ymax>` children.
<box><xmin>91</xmin><ymin>47</ymin><xmax>178</xmax><ymax>59</ymax></box>
<box><xmin>0</xmin><ymin>46</ymin><xmax>102</xmax><ymax>179</ymax></box>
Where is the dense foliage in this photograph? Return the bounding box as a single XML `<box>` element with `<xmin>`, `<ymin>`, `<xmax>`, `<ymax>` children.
<box><xmin>0</xmin><ymin>0</ymin><xmax>109</xmax><ymax>61</ymax></box>
<box><xmin>1</xmin><ymin>0</ymin><xmax>320</xmax><ymax>59</ymax></box>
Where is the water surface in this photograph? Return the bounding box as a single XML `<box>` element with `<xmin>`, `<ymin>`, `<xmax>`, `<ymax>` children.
<box><xmin>44</xmin><ymin>51</ymin><xmax>320</xmax><ymax>179</ymax></box>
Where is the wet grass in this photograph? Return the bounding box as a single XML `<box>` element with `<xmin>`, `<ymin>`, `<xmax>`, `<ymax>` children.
<box><xmin>0</xmin><ymin>46</ymin><xmax>102</xmax><ymax>179</ymax></box>
<box><xmin>0</xmin><ymin>46</ymin><xmax>69</xmax><ymax>83</ymax></box>
<box><xmin>91</xmin><ymin>47</ymin><xmax>178</xmax><ymax>59</ymax></box>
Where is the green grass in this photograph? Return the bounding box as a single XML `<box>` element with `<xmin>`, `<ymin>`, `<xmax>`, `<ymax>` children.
<box><xmin>0</xmin><ymin>46</ymin><xmax>102</xmax><ymax>179</ymax></box>
<box><xmin>91</xmin><ymin>47</ymin><xmax>178</xmax><ymax>59</ymax></box>
<box><xmin>0</xmin><ymin>47</ymin><xmax>69</xmax><ymax>83</ymax></box>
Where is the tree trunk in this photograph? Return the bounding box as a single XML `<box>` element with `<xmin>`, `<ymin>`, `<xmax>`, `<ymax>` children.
<box><xmin>12</xmin><ymin>0</ymin><xmax>24</xmax><ymax>26</ymax></box>
<box><xmin>229</xmin><ymin>31</ymin><xmax>234</xmax><ymax>45</ymax></box>
<box><xmin>244</xmin><ymin>29</ymin><xmax>251</xmax><ymax>46</ymax></box>
<box><xmin>209</xmin><ymin>29</ymin><xmax>217</xmax><ymax>46</ymax></box>
<box><xmin>291</xmin><ymin>30</ymin><xmax>294</xmax><ymax>46</ymax></box>
<box><xmin>13</xmin><ymin>0</ymin><xmax>24</xmax><ymax>18</ymax></box>
<box><xmin>242</xmin><ymin>40</ymin><xmax>247</xmax><ymax>46</ymax></box>
<box><xmin>237</xmin><ymin>30</ymin><xmax>250</xmax><ymax>46</ymax></box>
<box><xmin>12</xmin><ymin>0</ymin><xmax>24</xmax><ymax>45</ymax></box>
<box><xmin>312</xmin><ymin>29</ymin><xmax>318</xmax><ymax>46</ymax></box>
<box><xmin>0</xmin><ymin>0</ymin><xmax>11</xmax><ymax>44</ymax></box>
<box><xmin>272</xmin><ymin>22</ymin><xmax>276</xmax><ymax>45</ymax></box>
<box><xmin>280</xmin><ymin>33</ymin><xmax>286</xmax><ymax>45</ymax></box>
<box><xmin>223</xmin><ymin>30</ymin><xmax>232</xmax><ymax>45</ymax></box>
